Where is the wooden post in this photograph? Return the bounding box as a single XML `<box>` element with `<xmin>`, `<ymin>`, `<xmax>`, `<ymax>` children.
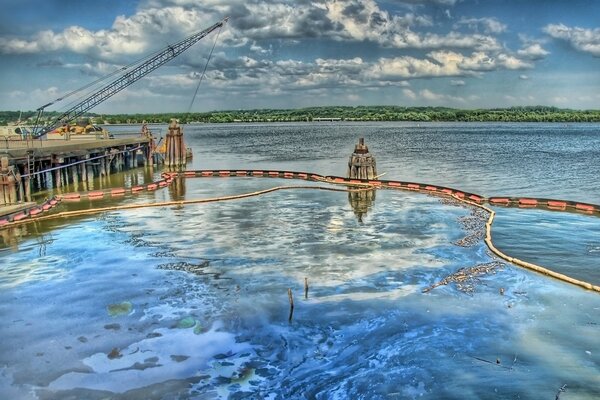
<box><xmin>100</xmin><ymin>157</ymin><xmax>106</xmax><ymax>177</ymax></box>
<box><xmin>15</xmin><ymin>168</ymin><xmax>23</xmax><ymax>202</ymax></box>
<box><xmin>288</xmin><ymin>288</ymin><xmax>294</xmax><ymax>323</ymax></box>
<box><xmin>348</xmin><ymin>138</ymin><xmax>377</xmax><ymax>180</ymax></box>
<box><xmin>7</xmin><ymin>167</ymin><xmax>18</xmax><ymax>203</ymax></box>
<box><xmin>24</xmin><ymin>168</ymin><xmax>32</xmax><ymax>202</ymax></box>
<box><xmin>71</xmin><ymin>163</ymin><xmax>79</xmax><ymax>191</ymax></box>
<box><xmin>304</xmin><ymin>278</ymin><xmax>309</xmax><ymax>299</ymax></box>
<box><xmin>165</xmin><ymin>119</ymin><xmax>186</xmax><ymax>169</ymax></box>
<box><xmin>0</xmin><ymin>157</ymin><xmax>8</xmax><ymax>205</ymax></box>
<box><xmin>54</xmin><ymin>163</ymin><xmax>61</xmax><ymax>188</ymax></box>
<box><xmin>79</xmin><ymin>160</ymin><xmax>87</xmax><ymax>191</ymax></box>
<box><xmin>88</xmin><ymin>161</ymin><xmax>95</xmax><ymax>190</ymax></box>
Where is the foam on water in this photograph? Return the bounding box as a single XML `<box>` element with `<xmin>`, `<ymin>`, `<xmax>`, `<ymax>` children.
<box><xmin>48</xmin><ymin>322</ymin><xmax>250</xmax><ymax>393</ymax></box>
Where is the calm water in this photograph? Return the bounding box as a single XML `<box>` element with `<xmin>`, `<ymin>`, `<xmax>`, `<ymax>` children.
<box><xmin>0</xmin><ymin>122</ymin><xmax>599</xmax><ymax>399</ymax></box>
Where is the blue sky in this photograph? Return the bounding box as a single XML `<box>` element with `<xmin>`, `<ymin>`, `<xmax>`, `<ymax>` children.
<box><xmin>0</xmin><ymin>0</ymin><xmax>599</xmax><ymax>113</ymax></box>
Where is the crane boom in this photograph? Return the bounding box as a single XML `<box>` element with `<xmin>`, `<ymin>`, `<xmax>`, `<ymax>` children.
<box><xmin>33</xmin><ymin>17</ymin><xmax>228</xmax><ymax>138</ymax></box>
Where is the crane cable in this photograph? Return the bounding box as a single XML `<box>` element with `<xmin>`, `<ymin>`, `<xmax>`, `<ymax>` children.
<box><xmin>187</xmin><ymin>22</ymin><xmax>224</xmax><ymax>113</ymax></box>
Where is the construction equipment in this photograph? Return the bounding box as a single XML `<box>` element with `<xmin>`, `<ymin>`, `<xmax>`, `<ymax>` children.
<box><xmin>31</xmin><ymin>17</ymin><xmax>228</xmax><ymax>139</ymax></box>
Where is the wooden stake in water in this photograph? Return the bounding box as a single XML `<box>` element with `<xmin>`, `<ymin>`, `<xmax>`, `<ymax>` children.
<box><xmin>288</xmin><ymin>288</ymin><xmax>294</xmax><ymax>322</ymax></box>
<box><xmin>304</xmin><ymin>277</ymin><xmax>309</xmax><ymax>299</ymax></box>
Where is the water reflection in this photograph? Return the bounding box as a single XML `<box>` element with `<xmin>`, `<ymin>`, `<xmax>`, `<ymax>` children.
<box><xmin>348</xmin><ymin>189</ymin><xmax>376</xmax><ymax>223</ymax></box>
<box><xmin>168</xmin><ymin>176</ymin><xmax>187</xmax><ymax>200</ymax></box>
<box><xmin>0</xmin><ymin>225</ymin><xmax>28</xmax><ymax>250</ymax></box>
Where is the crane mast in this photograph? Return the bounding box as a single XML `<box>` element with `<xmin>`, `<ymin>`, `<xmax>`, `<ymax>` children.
<box><xmin>33</xmin><ymin>17</ymin><xmax>228</xmax><ymax>138</ymax></box>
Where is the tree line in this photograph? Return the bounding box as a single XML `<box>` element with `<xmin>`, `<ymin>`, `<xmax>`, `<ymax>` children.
<box><xmin>2</xmin><ymin>106</ymin><xmax>600</xmax><ymax>126</ymax></box>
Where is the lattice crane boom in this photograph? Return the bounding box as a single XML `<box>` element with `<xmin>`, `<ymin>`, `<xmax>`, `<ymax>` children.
<box><xmin>33</xmin><ymin>17</ymin><xmax>228</xmax><ymax>138</ymax></box>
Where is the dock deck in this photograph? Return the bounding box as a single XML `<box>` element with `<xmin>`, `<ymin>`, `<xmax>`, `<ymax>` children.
<box><xmin>1</xmin><ymin>136</ymin><xmax>150</xmax><ymax>159</ymax></box>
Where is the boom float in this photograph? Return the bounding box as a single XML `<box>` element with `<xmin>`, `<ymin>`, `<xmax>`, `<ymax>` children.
<box><xmin>1</xmin><ymin>170</ymin><xmax>598</xmax><ymax>293</ymax></box>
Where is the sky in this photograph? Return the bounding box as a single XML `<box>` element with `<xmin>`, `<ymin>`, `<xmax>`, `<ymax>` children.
<box><xmin>0</xmin><ymin>0</ymin><xmax>599</xmax><ymax>113</ymax></box>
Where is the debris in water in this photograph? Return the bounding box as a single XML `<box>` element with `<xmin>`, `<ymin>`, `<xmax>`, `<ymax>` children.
<box><xmin>176</xmin><ymin>316</ymin><xmax>196</xmax><ymax>329</ymax></box>
<box><xmin>107</xmin><ymin>348</ymin><xmax>122</xmax><ymax>359</ymax></box>
<box><xmin>104</xmin><ymin>323</ymin><xmax>121</xmax><ymax>331</ymax></box>
<box><xmin>157</xmin><ymin>260</ymin><xmax>210</xmax><ymax>275</ymax></box>
<box><xmin>422</xmin><ymin>261</ymin><xmax>505</xmax><ymax>293</ymax></box>
<box><xmin>555</xmin><ymin>384</ymin><xmax>567</xmax><ymax>400</ymax></box>
<box><xmin>107</xmin><ymin>302</ymin><xmax>133</xmax><ymax>316</ymax></box>
<box><xmin>194</xmin><ymin>323</ymin><xmax>206</xmax><ymax>335</ymax></box>
<box><xmin>454</xmin><ymin>208</ymin><xmax>488</xmax><ymax>247</ymax></box>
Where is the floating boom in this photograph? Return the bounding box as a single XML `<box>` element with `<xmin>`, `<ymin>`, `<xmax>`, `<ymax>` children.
<box><xmin>33</xmin><ymin>17</ymin><xmax>228</xmax><ymax>138</ymax></box>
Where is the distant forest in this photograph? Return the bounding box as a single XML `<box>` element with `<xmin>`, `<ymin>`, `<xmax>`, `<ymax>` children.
<box><xmin>2</xmin><ymin>106</ymin><xmax>600</xmax><ymax>125</ymax></box>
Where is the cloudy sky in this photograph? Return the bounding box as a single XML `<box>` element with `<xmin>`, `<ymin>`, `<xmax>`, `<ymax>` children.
<box><xmin>1</xmin><ymin>0</ymin><xmax>599</xmax><ymax>113</ymax></box>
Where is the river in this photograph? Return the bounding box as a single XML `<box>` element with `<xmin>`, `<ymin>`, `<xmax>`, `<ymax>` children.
<box><xmin>0</xmin><ymin>122</ymin><xmax>598</xmax><ymax>399</ymax></box>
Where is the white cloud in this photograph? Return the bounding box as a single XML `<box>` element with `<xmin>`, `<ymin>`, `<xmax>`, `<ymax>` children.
<box><xmin>0</xmin><ymin>6</ymin><xmax>216</xmax><ymax>59</ymax></box>
<box><xmin>402</xmin><ymin>88</ymin><xmax>417</xmax><ymax>99</ymax></box>
<box><xmin>552</xmin><ymin>96</ymin><xmax>568</xmax><ymax>104</ymax></box>
<box><xmin>517</xmin><ymin>43</ymin><xmax>549</xmax><ymax>60</ymax></box>
<box><xmin>365</xmin><ymin>49</ymin><xmax>531</xmax><ymax>82</ymax></box>
<box><xmin>144</xmin><ymin>48</ymin><xmax>534</xmax><ymax>99</ymax></box>
<box><xmin>454</xmin><ymin>17</ymin><xmax>507</xmax><ymax>34</ymax></box>
<box><xmin>0</xmin><ymin>0</ymin><xmax>505</xmax><ymax>60</ymax></box>
<box><xmin>418</xmin><ymin>89</ymin><xmax>466</xmax><ymax>103</ymax></box>
<box><xmin>420</xmin><ymin>88</ymin><xmax>444</xmax><ymax>100</ymax></box>
<box><xmin>544</xmin><ymin>23</ymin><xmax>600</xmax><ymax>57</ymax></box>
<box><xmin>519</xmin><ymin>74</ymin><xmax>529</xmax><ymax>80</ymax></box>
<box><xmin>366</xmin><ymin>53</ymin><xmax>462</xmax><ymax>80</ymax></box>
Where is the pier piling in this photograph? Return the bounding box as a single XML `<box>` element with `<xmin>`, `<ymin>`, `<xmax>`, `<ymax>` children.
<box><xmin>348</xmin><ymin>138</ymin><xmax>377</xmax><ymax>180</ymax></box>
<box><xmin>165</xmin><ymin>119</ymin><xmax>187</xmax><ymax>169</ymax></box>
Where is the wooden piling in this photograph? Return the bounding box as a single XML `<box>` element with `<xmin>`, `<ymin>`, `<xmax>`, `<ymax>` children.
<box><xmin>348</xmin><ymin>138</ymin><xmax>377</xmax><ymax>180</ymax></box>
<box><xmin>71</xmin><ymin>163</ymin><xmax>79</xmax><ymax>191</ymax></box>
<box><xmin>288</xmin><ymin>288</ymin><xmax>294</xmax><ymax>322</ymax></box>
<box><xmin>0</xmin><ymin>157</ymin><xmax>8</xmax><ymax>205</ymax></box>
<box><xmin>165</xmin><ymin>119</ymin><xmax>187</xmax><ymax>168</ymax></box>
<box><xmin>304</xmin><ymin>278</ymin><xmax>309</xmax><ymax>299</ymax></box>
<box><xmin>24</xmin><ymin>170</ymin><xmax>31</xmax><ymax>202</ymax></box>
<box><xmin>54</xmin><ymin>164</ymin><xmax>61</xmax><ymax>188</ymax></box>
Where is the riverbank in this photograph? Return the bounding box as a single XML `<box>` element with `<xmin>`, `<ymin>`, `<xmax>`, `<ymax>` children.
<box><xmin>4</xmin><ymin>106</ymin><xmax>600</xmax><ymax>126</ymax></box>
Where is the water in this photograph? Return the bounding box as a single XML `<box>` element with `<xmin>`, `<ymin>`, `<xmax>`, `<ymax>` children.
<box><xmin>1</xmin><ymin>122</ymin><xmax>599</xmax><ymax>399</ymax></box>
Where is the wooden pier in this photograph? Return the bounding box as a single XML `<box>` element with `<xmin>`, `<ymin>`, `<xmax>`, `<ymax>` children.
<box><xmin>0</xmin><ymin>134</ymin><xmax>152</xmax><ymax>206</ymax></box>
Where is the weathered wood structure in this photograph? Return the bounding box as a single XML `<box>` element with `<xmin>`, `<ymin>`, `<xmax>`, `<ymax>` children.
<box><xmin>347</xmin><ymin>138</ymin><xmax>377</xmax><ymax>180</ymax></box>
<box><xmin>0</xmin><ymin>136</ymin><xmax>152</xmax><ymax>205</ymax></box>
<box><xmin>164</xmin><ymin>119</ymin><xmax>187</xmax><ymax>168</ymax></box>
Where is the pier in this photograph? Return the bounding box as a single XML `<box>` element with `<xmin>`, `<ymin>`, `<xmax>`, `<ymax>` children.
<box><xmin>0</xmin><ymin>134</ymin><xmax>152</xmax><ymax>205</ymax></box>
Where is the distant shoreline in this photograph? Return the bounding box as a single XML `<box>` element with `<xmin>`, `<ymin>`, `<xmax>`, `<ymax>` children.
<box><xmin>2</xmin><ymin>106</ymin><xmax>600</xmax><ymax>125</ymax></box>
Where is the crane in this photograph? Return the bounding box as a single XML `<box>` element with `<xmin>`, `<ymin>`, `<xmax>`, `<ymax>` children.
<box><xmin>32</xmin><ymin>17</ymin><xmax>228</xmax><ymax>138</ymax></box>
